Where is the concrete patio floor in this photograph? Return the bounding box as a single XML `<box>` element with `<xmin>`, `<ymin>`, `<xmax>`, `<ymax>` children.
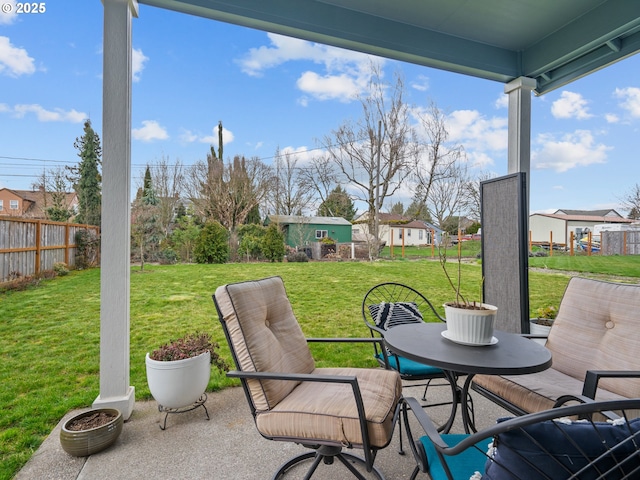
<box><xmin>16</xmin><ymin>381</ymin><xmax>509</xmax><ymax>480</ymax></box>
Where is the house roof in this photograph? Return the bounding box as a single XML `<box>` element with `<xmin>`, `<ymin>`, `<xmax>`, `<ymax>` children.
<box><xmin>139</xmin><ymin>0</ymin><xmax>640</xmax><ymax>95</ymax></box>
<box><xmin>531</xmin><ymin>212</ymin><xmax>634</xmax><ymax>224</ymax></box>
<box><xmin>554</xmin><ymin>208</ymin><xmax>624</xmax><ymax>217</ymax></box>
<box><xmin>6</xmin><ymin>189</ymin><xmax>78</xmax><ymax>218</ymax></box>
<box><xmin>268</xmin><ymin>215</ymin><xmax>352</xmax><ymax>226</ymax></box>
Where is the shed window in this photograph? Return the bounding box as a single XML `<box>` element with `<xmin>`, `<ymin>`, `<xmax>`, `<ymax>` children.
<box><xmin>315</xmin><ymin>230</ymin><xmax>328</xmax><ymax>239</ymax></box>
<box><xmin>0</xmin><ymin>200</ymin><xmax>3</xmax><ymax>211</ymax></box>
<box><xmin>10</xmin><ymin>200</ymin><xmax>18</xmax><ymax>210</ymax></box>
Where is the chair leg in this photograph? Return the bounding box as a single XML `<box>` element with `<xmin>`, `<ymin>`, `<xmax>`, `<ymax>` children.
<box><xmin>272</xmin><ymin>447</ymin><xmax>386</xmax><ymax>480</ymax></box>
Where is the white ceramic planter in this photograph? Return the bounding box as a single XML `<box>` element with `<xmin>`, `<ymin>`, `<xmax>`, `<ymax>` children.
<box><xmin>444</xmin><ymin>303</ymin><xmax>498</xmax><ymax>345</ymax></box>
<box><xmin>145</xmin><ymin>351</ymin><xmax>211</xmax><ymax>409</ymax></box>
<box><xmin>529</xmin><ymin>319</ymin><xmax>553</xmax><ymax>346</ymax></box>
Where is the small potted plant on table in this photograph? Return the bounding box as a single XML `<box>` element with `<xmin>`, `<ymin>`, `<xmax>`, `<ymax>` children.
<box><xmin>438</xmin><ymin>232</ymin><xmax>498</xmax><ymax>346</ymax></box>
<box><xmin>145</xmin><ymin>332</ymin><xmax>229</xmax><ymax>429</ymax></box>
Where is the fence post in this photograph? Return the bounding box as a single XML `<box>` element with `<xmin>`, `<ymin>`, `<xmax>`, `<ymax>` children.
<box><xmin>35</xmin><ymin>220</ymin><xmax>41</xmax><ymax>275</ymax></box>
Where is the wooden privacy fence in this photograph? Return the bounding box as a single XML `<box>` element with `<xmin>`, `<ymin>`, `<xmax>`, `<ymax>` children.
<box><xmin>0</xmin><ymin>217</ymin><xmax>100</xmax><ymax>283</ymax></box>
<box><xmin>601</xmin><ymin>230</ymin><xmax>640</xmax><ymax>255</ymax></box>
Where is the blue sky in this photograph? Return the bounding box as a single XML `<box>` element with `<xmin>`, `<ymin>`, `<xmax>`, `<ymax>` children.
<box><xmin>1</xmin><ymin>1</ymin><xmax>639</xmax><ymax>216</ymax></box>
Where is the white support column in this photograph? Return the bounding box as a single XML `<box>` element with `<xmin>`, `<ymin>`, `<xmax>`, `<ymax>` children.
<box><xmin>504</xmin><ymin>76</ymin><xmax>536</xmax><ymax>220</ymax></box>
<box><xmin>505</xmin><ymin>76</ymin><xmax>536</xmax><ymax>175</ymax></box>
<box><xmin>93</xmin><ymin>0</ymin><xmax>138</xmax><ymax>420</ymax></box>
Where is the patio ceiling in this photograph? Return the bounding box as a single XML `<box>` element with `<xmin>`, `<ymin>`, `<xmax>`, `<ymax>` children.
<box><xmin>138</xmin><ymin>0</ymin><xmax>640</xmax><ymax>94</ymax></box>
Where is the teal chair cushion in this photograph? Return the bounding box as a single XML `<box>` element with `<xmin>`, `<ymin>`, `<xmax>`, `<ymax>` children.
<box><xmin>375</xmin><ymin>353</ymin><xmax>443</xmax><ymax>377</ymax></box>
<box><xmin>421</xmin><ymin>433</ymin><xmax>488</xmax><ymax>480</ymax></box>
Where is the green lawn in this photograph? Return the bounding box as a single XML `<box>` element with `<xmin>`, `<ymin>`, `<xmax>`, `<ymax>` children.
<box><xmin>0</xmin><ymin>258</ymin><xmax>636</xmax><ymax>479</ymax></box>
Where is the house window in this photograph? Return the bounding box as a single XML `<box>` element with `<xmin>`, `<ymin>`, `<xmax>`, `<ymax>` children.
<box><xmin>419</xmin><ymin>230</ymin><xmax>423</xmax><ymax>240</ymax></box>
<box><xmin>10</xmin><ymin>200</ymin><xmax>18</xmax><ymax>210</ymax></box>
<box><xmin>315</xmin><ymin>230</ymin><xmax>328</xmax><ymax>239</ymax></box>
<box><xmin>398</xmin><ymin>230</ymin><xmax>402</xmax><ymax>239</ymax></box>
<box><xmin>407</xmin><ymin>229</ymin><xmax>411</xmax><ymax>237</ymax></box>
<box><xmin>0</xmin><ymin>200</ymin><xmax>3</xmax><ymax>211</ymax></box>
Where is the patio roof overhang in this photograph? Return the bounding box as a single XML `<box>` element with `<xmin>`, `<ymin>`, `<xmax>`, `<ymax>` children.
<box><xmin>96</xmin><ymin>0</ymin><xmax>640</xmax><ymax>419</ymax></box>
<box><xmin>137</xmin><ymin>0</ymin><xmax>640</xmax><ymax>95</ymax></box>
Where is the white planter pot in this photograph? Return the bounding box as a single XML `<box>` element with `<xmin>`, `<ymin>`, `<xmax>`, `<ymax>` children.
<box><xmin>145</xmin><ymin>351</ymin><xmax>211</xmax><ymax>409</ymax></box>
<box><xmin>529</xmin><ymin>319</ymin><xmax>553</xmax><ymax>346</ymax></box>
<box><xmin>444</xmin><ymin>303</ymin><xmax>498</xmax><ymax>345</ymax></box>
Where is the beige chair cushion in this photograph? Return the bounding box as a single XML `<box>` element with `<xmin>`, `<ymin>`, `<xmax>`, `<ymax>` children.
<box><xmin>215</xmin><ymin>276</ymin><xmax>316</xmax><ymax>411</ymax></box>
<box><xmin>256</xmin><ymin>367</ymin><xmax>402</xmax><ymax>448</ymax></box>
<box><xmin>546</xmin><ymin>277</ymin><xmax>640</xmax><ymax>398</ymax></box>
<box><xmin>473</xmin><ymin>369</ymin><xmax>626</xmax><ymax>414</ymax></box>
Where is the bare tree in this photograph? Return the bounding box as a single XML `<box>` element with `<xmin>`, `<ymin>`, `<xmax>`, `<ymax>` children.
<box><xmin>297</xmin><ymin>154</ymin><xmax>340</xmax><ymax>213</ymax></box>
<box><xmin>428</xmin><ymin>161</ymin><xmax>473</xmax><ymax>230</ymax></box>
<box><xmin>269</xmin><ymin>147</ymin><xmax>314</xmax><ymax>215</ymax></box>
<box><xmin>620</xmin><ymin>183</ymin><xmax>640</xmax><ymax>219</ymax></box>
<box><xmin>186</xmin><ymin>152</ymin><xmax>273</xmax><ymax>259</ymax></box>
<box><xmin>321</xmin><ymin>65</ymin><xmax>419</xmax><ymax>257</ymax></box>
<box><xmin>465</xmin><ymin>171</ymin><xmax>497</xmax><ymax>222</ymax></box>
<box><xmin>412</xmin><ymin>101</ymin><xmax>466</xmax><ymax>223</ymax></box>
<box><xmin>32</xmin><ymin>167</ymin><xmax>74</xmax><ymax>221</ymax></box>
<box><xmin>148</xmin><ymin>156</ymin><xmax>185</xmax><ymax>237</ymax></box>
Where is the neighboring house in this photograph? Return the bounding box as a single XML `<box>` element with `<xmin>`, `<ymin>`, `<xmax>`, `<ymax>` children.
<box><xmin>0</xmin><ymin>188</ymin><xmax>78</xmax><ymax>219</ymax></box>
<box><xmin>266</xmin><ymin>215</ymin><xmax>352</xmax><ymax>248</ymax></box>
<box><xmin>353</xmin><ymin>212</ymin><xmax>443</xmax><ymax>246</ymax></box>
<box><xmin>529</xmin><ymin>209</ymin><xmax>634</xmax><ymax>246</ymax></box>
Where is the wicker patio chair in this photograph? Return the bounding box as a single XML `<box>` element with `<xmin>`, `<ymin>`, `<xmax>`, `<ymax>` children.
<box><xmin>402</xmin><ymin>396</ymin><xmax>640</xmax><ymax>480</ymax></box>
<box><xmin>213</xmin><ymin>276</ymin><xmax>403</xmax><ymax>480</ymax></box>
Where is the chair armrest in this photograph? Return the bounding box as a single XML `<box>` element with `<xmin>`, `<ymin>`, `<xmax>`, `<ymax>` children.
<box><xmin>582</xmin><ymin>370</ymin><xmax>640</xmax><ymax>398</ymax></box>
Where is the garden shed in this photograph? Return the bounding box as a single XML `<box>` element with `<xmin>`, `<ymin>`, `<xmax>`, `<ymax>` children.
<box><xmin>266</xmin><ymin>215</ymin><xmax>352</xmax><ymax>248</ymax></box>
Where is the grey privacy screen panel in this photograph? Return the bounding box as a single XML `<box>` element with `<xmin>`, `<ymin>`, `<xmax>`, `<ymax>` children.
<box><xmin>480</xmin><ymin>173</ymin><xmax>529</xmax><ymax>333</ymax></box>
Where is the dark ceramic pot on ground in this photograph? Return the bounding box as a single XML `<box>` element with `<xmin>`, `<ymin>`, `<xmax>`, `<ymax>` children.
<box><xmin>59</xmin><ymin>408</ymin><xmax>123</xmax><ymax>457</ymax></box>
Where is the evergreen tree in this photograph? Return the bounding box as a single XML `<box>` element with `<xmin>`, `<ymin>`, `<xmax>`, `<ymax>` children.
<box><xmin>131</xmin><ymin>166</ymin><xmax>161</xmax><ymax>270</ymax></box>
<box><xmin>71</xmin><ymin>120</ymin><xmax>102</xmax><ymax>226</ymax></box>
<box><xmin>317</xmin><ymin>186</ymin><xmax>357</xmax><ymax>221</ymax></box>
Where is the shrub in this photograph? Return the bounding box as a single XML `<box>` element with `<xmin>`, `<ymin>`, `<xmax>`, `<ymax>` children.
<box><xmin>193</xmin><ymin>221</ymin><xmax>229</xmax><ymax>264</ymax></box>
<box><xmin>75</xmin><ymin>229</ymin><xmax>100</xmax><ymax>269</ymax></box>
<box><xmin>286</xmin><ymin>251</ymin><xmax>309</xmax><ymax>262</ymax></box>
<box><xmin>158</xmin><ymin>248</ymin><xmax>178</xmax><ymax>265</ymax></box>
<box><xmin>261</xmin><ymin>224</ymin><xmax>286</xmax><ymax>262</ymax></box>
<box><xmin>53</xmin><ymin>262</ymin><xmax>69</xmax><ymax>276</ymax></box>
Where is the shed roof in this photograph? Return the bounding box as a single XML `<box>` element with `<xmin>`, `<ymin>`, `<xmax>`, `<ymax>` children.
<box><xmin>531</xmin><ymin>212</ymin><xmax>634</xmax><ymax>223</ymax></box>
<box><xmin>268</xmin><ymin>215</ymin><xmax>352</xmax><ymax>226</ymax></box>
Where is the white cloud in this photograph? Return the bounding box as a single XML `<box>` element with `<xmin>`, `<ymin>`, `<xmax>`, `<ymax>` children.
<box><xmin>0</xmin><ymin>36</ymin><xmax>35</xmax><ymax>77</ymax></box>
<box><xmin>237</xmin><ymin>33</ymin><xmax>380</xmax><ymax>103</ymax></box>
<box><xmin>296</xmin><ymin>71</ymin><xmax>362</xmax><ymax>103</ymax></box>
<box><xmin>132</xmin><ymin>120</ymin><xmax>168</xmax><ymax>142</ymax></box>
<box><xmin>605</xmin><ymin>113</ymin><xmax>620</xmax><ymax>123</ymax></box>
<box><xmin>181</xmin><ymin>125</ymin><xmax>234</xmax><ymax>146</ymax></box>
<box><xmin>410</xmin><ymin>75</ymin><xmax>429</xmax><ymax>92</ymax></box>
<box><xmin>494</xmin><ymin>94</ymin><xmax>509</xmax><ymax>109</ymax></box>
<box><xmin>0</xmin><ymin>1</ymin><xmax>17</xmax><ymax>25</ymax></box>
<box><xmin>445</xmin><ymin>109</ymin><xmax>508</xmax><ymax>152</ymax></box>
<box><xmin>551</xmin><ymin>91</ymin><xmax>593</xmax><ymax>120</ymax></box>
<box><xmin>9</xmin><ymin>104</ymin><xmax>85</xmax><ymax>122</ymax></box>
<box><xmin>614</xmin><ymin>87</ymin><xmax>640</xmax><ymax>118</ymax></box>
<box><xmin>532</xmin><ymin>130</ymin><xmax>610</xmax><ymax>172</ymax></box>
<box><xmin>132</xmin><ymin>47</ymin><xmax>148</xmax><ymax>82</ymax></box>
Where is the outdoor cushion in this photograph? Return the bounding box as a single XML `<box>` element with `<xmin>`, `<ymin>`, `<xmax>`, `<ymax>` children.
<box><xmin>483</xmin><ymin>417</ymin><xmax>640</xmax><ymax>479</ymax></box>
<box><xmin>375</xmin><ymin>352</ymin><xmax>443</xmax><ymax>377</ymax></box>
<box><xmin>368</xmin><ymin>301</ymin><xmax>423</xmax><ymax>330</ymax></box>
<box><xmin>420</xmin><ymin>433</ymin><xmax>488</xmax><ymax>480</ymax></box>
<box><xmin>215</xmin><ymin>276</ymin><xmax>316</xmax><ymax>411</ymax></box>
<box><xmin>255</xmin><ymin>367</ymin><xmax>402</xmax><ymax>448</ymax></box>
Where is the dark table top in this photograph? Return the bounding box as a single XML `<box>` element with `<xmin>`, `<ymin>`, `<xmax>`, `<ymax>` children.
<box><xmin>383</xmin><ymin>323</ymin><xmax>552</xmax><ymax>375</ymax></box>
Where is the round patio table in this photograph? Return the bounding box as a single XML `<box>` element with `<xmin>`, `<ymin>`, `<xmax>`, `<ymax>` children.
<box><xmin>383</xmin><ymin>322</ymin><xmax>552</xmax><ymax>432</ymax></box>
